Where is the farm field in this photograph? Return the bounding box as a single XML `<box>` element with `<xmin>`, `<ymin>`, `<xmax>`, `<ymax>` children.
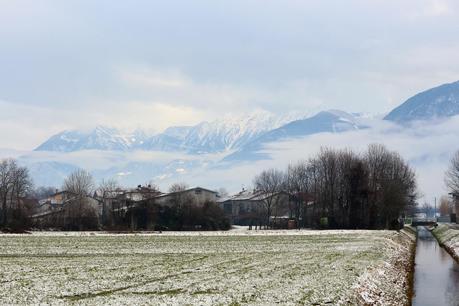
<box><xmin>0</xmin><ymin>229</ymin><xmax>414</xmax><ymax>305</ymax></box>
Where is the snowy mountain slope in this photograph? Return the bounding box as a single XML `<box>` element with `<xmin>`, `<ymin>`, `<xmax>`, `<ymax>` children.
<box><xmin>35</xmin><ymin>111</ymin><xmax>308</xmax><ymax>154</ymax></box>
<box><xmin>24</xmin><ymin>110</ymin><xmax>363</xmax><ymax>187</ymax></box>
<box><xmin>139</xmin><ymin>134</ymin><xmax>184</xmax><ymax>152</ymax></box>
<box><xmin>35</xmin><ymin>126</ymin><xmax>146</xmax><ymax>152</ymax></box>
<box><xmin>161</xmin><ymin>126</ymin><xmax>192</xmax><ymax>140</ymax></box>
<box><xmin>223</xmin><ymin>110</ymin><xmax>362</xmax><ymax>161</ymax></box>
<box><xmin>179</xmin><ymin>111</ymin><xmax>300</xmax><ymax>153</ymax></box>
<box><xmin>385</xmin><ymin>80</ymin><xmax>459</xmax><ymax>123</ymax></box>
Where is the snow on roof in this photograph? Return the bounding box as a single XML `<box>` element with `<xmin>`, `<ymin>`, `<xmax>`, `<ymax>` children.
<box><xmin>156</xmin><ymin>187</ymin><xmax>218</xmax><ymax>199</ymax></box>
<box><xmin>217</xmin><ymin>190</ymin><xmax>288</xmax><ymax>203</ymax></box>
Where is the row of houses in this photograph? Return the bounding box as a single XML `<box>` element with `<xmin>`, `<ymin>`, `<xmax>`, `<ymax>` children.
<box><xmin>32</xmin><ymin>185</ymin><xmax>302</xmax><ymax>229</ymax></box>
<box><xmin>32</xmin><ymin>186</ymin><xmax>223</xmax><ymax>229</ymax></box>
<box><xmin>32</xmin><ymin>185</ymin><xmax>459</xmax><ymax>229</ymax></box>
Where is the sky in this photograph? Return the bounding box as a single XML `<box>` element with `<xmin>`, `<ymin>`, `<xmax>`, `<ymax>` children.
<box><xmin>1</xmin><ymin>0</ymin><xmax>459</xmax><ymax>150</ymax></box>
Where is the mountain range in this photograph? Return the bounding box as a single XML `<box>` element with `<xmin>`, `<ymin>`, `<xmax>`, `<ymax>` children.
<box><xmin>35</xmin><ymin>111</ymin><xmax>306</xmax><ymax>154</ymax></box>
<box><xmin>20</xmin><ymin>80</ymin><xmax>459</xmax><ymax>187</ymax></box>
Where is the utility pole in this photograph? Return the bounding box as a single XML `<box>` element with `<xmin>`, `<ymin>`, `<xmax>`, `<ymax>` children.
<box><xmin>434</xmin><ymin>196</ymin><xmax>437</xmax><ymax>220</ymax></box>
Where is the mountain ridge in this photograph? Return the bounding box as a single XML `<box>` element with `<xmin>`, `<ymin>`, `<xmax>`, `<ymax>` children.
<box><xmin>384</xmin><ymin>80</ymin><xmax>459</xmax><ymax>123</ymax></box>
<box><xmin>35</xmin><ymin>111</ymin><xmax>310</xmax><ymax>154</ymax></box>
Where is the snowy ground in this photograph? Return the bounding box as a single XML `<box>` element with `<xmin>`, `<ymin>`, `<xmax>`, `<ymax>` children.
<box><xmin>0</xmin><ymin>228</ymin><xmax>415</xmax><ymax>305</ymax></box>
<box><xmin>433</xmin><ymin>223</ymin><xmax>459</xmax><ymax>262</ymax></box>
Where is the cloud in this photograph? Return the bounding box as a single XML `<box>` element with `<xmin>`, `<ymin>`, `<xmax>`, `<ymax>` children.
<box><xmin>120</xmin><ymin>116</ymin><xmax>459</xmax><ymax>204</ymax></box>
<box><xmin>120</xmin><ymin>69</ymin><xmax>187</xmax><ymax>88</ymax></box>
<box><xmin>3</xmin><ymin>115</ymin><xmax>459</xmax><ymax>206</ymax></box>
<box><xmin>0</xmin><ymin>98</ymin><xmax>210</xmax><ymax>149</ymax></box>
<box><xmin>249</xmin><ymin>117</ymin><xmax>459</xmax><ymax>204</ymax></box>
<box><xmin>419</xmin><ymin>0</ymin><xmax>453</xmax><ymax>17</ymax></box>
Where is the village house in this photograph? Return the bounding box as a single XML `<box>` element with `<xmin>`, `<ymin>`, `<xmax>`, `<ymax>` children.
<box><xmin>32</xmin><ymin>190</ymin><xmax>100</xmax><ymax>228</ymax></box>
<box><xmin>99</xmin><ymin>186</ymin><xmax>218</xmax><ymax>229</ymax></box>
<box><xmin>217</xmin><ymin>189</ymin><xmax>294</xmax><ymax>227</ymax></box>
<box><xmin>155</xmin><ymin>187</ymin><xmax>218</xmax><ymax>206</ymax></box>
<box><xmin>33</xmin><ymin>191</ymin><xmax>76</xmax><ymax>218</ymax></box>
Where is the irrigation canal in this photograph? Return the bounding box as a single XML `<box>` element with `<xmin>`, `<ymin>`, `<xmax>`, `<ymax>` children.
<box><xmin>412</xmin><ymin>226</ymin><xmax>459</xmax><ymax>306</ymax></box>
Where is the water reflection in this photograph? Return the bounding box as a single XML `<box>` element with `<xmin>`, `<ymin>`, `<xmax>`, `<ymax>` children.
<box><xmin>412</xmin><ymin>226</ymin><xmax>459</xmax><ymax>306</ymax></box>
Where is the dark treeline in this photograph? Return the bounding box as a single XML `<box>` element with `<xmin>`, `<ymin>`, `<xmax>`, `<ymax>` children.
<box><xmin>0</xmin><ymin>159</ymin><xmax>33</xmax><ymax>231</ymax></box>
<box><xmin>255</xmin><ymin>144</ymin><xmax>418</xmax><ymax>229</ymax></box>
<box><xmin>108</xmin><ymin>195</ymin><xmax>230</xmax><ymax>231</ymax></box>
<box><xmin>1</xmin><ymin>143</ymin><xmax>419</xmax><ymax>231</ymax></box>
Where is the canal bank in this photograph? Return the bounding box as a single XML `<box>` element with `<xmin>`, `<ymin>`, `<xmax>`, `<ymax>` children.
<box><xmin>412</xmin><ymin>226</ymin><xmax>459</xmax><ymax>306</ymax></box>
<box><xmin>432</xmin><ymin>224</ymin><xmax>459</xmax><ymax>263</ymax></box>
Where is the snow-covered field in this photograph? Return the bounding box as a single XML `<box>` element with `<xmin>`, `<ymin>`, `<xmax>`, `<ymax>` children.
<box><xmin>0</xmin><ymin>229</ymin><xmax>415</xmax><ymax>305</ymax></box>
<box><xmin>433</xmin><ymin>223</ymin><xmax>459</xmax><ymax>262</ymax></box>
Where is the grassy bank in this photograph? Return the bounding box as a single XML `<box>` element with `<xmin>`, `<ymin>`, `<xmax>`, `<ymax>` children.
<box><xmin>432</xmin><ymin>223</ymin><xmax>459</xmax><ymax>262</ymax></box>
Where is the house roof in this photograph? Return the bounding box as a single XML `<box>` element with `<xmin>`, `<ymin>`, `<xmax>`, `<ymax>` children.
<box><xmin>98</xmin><ymin>186</ymin><xmax>216</xmax><ymax>202</ymax></box>
<box><xmin>217</xmin><ymin>190</ymin><xmax>290</xmax><ymax>203</ymax></box>
<box><xmin>156</xmin><ymin>187</ymin><xmax>218</xmax><ymax>199</ymax></box>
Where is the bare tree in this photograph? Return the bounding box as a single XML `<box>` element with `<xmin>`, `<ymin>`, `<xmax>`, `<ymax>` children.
<box><xmin>169</xmin><ymin>182</ymin><xmax>189</xmax><ymax>193</ymax></box>
<box><xmin>63</xmin><ymin>169</ymin><xmax>94</xmax><ymax>196</ymax></box>
<box><xmin>0</xmin><ymin>159</ymin><xmax>33</xmax><ymax>229</ymax></box>
<box><xmin>364</xmin><ymin>144</ymin><xmax>416</xmax><ymax>228</ymax></box>
<box><xmin>96</xmin><ymin>178</ymin><xmax>122</xmax><ymax>228</ymax></box>
<box><xmin>439</xmin><ymin>195</ymin><xmax>452</xmax><ymax>216</ymax></box>
<box><xmin>62</xmin><ymin>169</ymin><xmax>97</xmax><ymax>230</ymax></box>
<box><xmin>253</xmin><ymin>144</ymin><xmax>416</xmax><ymax>230</ymax></box>
<box><xmin>253</xmin><ymin>168</ymin><xmax>284</xmax><ymax>228</ymax></box>
<box><xmin>445</xmin><ymin>151</ymin><xmax>459</xmax><ymax>196</ymax></box>
<box><xmin>28</xmin><ymin>186</ymin><xmax>56</xmax><ymax>200</ymax></box>
<box><xmin>284</xmin><ymin>161</ymin><xmax>310</xmax><ymax>227</ymax></box>
<box><xmin>422</xmin><ymin>202</ymin><xmax>434</xmax><ymax>218</ymax></box>
<box><xmin>97</xmin><ymin>178</ymin><xmax>121</xmax><ymax>197</ymax></box>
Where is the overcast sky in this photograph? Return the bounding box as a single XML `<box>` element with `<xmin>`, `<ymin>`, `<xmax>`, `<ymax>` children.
<box><xmin>1</xmin><ymin>0</ymin><xmax>459</xmax><ymax>149</ymax></box>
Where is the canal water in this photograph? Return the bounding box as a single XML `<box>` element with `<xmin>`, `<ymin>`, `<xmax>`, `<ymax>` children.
<box><xmin>412</xmin><ymin>226</ymin><xmax>459</xmax><ymax>306</ymax></box>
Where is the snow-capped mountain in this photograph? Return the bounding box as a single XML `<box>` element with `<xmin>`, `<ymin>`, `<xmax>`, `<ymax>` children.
<box><xmin>35</xmin><ymin>126</ymin><xmax>148</xmax><ymax>152</ymax></box>
<box><xmin>224</xmin><ymin>110</ymin><xmax>362</xmax><ymax>161</ymax></box>
<box><xmin>384</xmin><ymin>80</ymin><xmax>459</xmax><ymax>123</ymax></box>
<box><xmin>35</xmin><ymin>111</ymin><xmax>307</xmax><ymax>154</ymax></box>
<box><xmin>18</xmin><ymin>80</ymin><xmax>459</xmax><ymax>191</ymax></box>
<box><xmin>27</xmin><ymin>109</ymin><xmax>362</xmax><ymax>187</ymax></box>
<box><xmin>178</xmin><ymin>111</ymin><xmax>301</xmax><ymax>153</ymax></box>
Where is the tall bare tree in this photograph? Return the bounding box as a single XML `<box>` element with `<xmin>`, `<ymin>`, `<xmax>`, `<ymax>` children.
<box><xmin>97</xmin><ymin>178</ymin><xmax>121</xmax><ymax>197</ymax></box>
<box><xmin>96</xmin><ymin>178</ymin><xmax>122</xmax><ymax>227</ymax></box>
<box><xmin>62</xmin><ymin>169</ymin><xmax>96</xmax><ymax>230</ymax></box>
<box><xmin>0</xmin><ymin>159</ymin><xmax>32</xmax><ymax>228</ymax></box>
<box><xmin>63</xmin><ymin>169</ymin><xmax>94</xmax><ymax>196</ymax></box>
<box><xmin>253</xmin><ymin>144</ymin><xmax>416</xmax><ymax>230</ymax></box>
<box><xmin>439</xmin><ymin>195</ymin><xmax>452</xmax><ymax>216</ymax></box>
<box><xmin>284</xmin><ymin>161</ymin><xmax>310</xmax><ymax>227</ymax></box>
<box><xmin>445</xmin><ymin>151</ymin><xmax>459</xmax><ymax>196</ymax></box>
<box><xmin>253</xmin><ymin>168</ymin><xmax>284</xmax><ymax>228</ymax></box>
<box><xmin>169</xmin><ymin>182</ymin><xmax>189</xmax><ymax>193</ymax></box>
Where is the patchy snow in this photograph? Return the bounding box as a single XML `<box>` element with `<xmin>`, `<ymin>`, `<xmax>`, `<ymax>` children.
<box><xmin>433</xmin><ymin>223</ymin><xmax>459</xmax><ymax>261</ymax></box>
<box><xmin>339</xmin><ymin>228</ymin><xmax>416</xmax><ymax>306</ymax></box>
<box><xmin>0</xmin><ymin>229</ymin><xmax>415</xmax><ymax>305</ymax></box>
